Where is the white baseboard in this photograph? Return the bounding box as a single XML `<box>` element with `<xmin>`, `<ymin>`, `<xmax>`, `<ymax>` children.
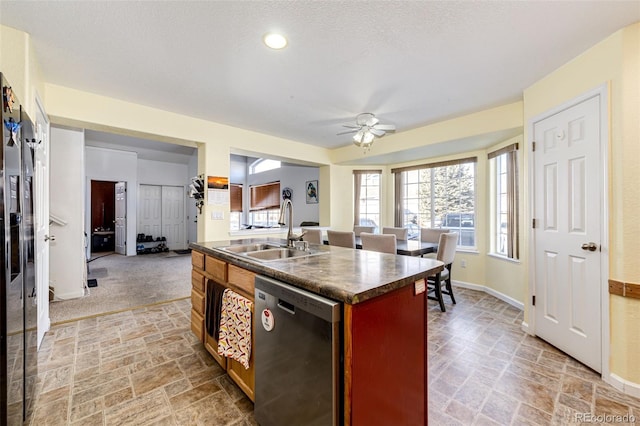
<box><xmin>453</xmin><ymin>280</ymin><xmax>524</xmax><ymax>311</ymax></box>
<box><xmin>521</xmin><ymin>321</ymin><xmax>534</xmax><ymax>335</ymax></box>
<box><xmin>609</xmin><ymin>373</ymin><xmax>640</xmax><ymax>399</ymax></box>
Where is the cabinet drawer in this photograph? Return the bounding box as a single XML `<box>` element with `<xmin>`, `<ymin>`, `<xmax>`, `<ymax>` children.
<box><xmin>191</xmin><ymin>289</ymin><xmax>205</xmax><ymax>315</ymax></box>
<box><xmin>205</xmin><ymin>256</ymin><xmax>227</xmax><ymax>282</ymax></box>
<box><xmin>227</xmin><ymin>265</ymin><xmax>255</xmax><ymax>298</ymax></box>
<box><xmin>192</xmin><ymin>251</ymin><xmax>205</xmax><ymax>270</ymax></box>
<box><xmin>190</xmin><ymin>309</ymin><xmax>204</xmax><ymax>343</ymax></box>
<box><xmin>191</xmin><ymin>270</ymin><xmax>205</xmax><ymax>293</ymax></box>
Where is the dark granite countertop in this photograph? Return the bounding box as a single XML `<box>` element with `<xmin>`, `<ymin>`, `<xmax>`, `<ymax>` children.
<box><xmin>189</xmin><ymin>238</ymin><xmax>444</xmax><ymax>305</ymax></box>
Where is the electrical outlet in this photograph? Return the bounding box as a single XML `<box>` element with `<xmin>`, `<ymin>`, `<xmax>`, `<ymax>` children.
<box><xmin>460</xmin><ymin>259</ymin><xmax>467</xmax><ymax>268</ymax></box>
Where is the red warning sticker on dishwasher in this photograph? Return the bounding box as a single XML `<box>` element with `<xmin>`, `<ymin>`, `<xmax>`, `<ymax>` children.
<box><xmin>261</xmin><ymin>309</ymin><xmax>275</xmax><ymax>331</ymax></box>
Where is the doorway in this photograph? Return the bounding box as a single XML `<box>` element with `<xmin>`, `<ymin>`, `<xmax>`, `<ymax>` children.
<box><xmin>90</xmin><ymin>180</ymin><xmax>116</xmax><ymax>252</ymax></box>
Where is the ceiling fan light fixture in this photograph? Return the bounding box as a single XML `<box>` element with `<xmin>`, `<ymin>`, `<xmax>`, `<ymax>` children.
<box><xmin>353</xmin><ymin>129</ymin><xmax>365</xmax><ymax>144</ymax></box>
<box><xmin>342</xmin><ymin>112</ymin><xmax>395</xmax><ymax>153</ymax></box>
<box><xmin>263</xmin><ymin>33</ymin><xmax>288</xmax><ymax>49</ymax></box>
<box><xmin>353</xmin><ymin>129</ymin><xmax>375</xmax><ymax>152</ymax></box>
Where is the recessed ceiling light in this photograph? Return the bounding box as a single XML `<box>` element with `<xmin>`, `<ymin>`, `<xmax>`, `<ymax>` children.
<box><xmin>263</xmin><ymin>33</ymin><xmax>288</xmax><ymax>50</ymax></box>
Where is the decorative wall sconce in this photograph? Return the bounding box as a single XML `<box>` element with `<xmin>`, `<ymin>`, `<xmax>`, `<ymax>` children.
<box><xmin>189</xmin><ymin>174</ymin><xmax>205</xmax><ymax>214</ymax></box>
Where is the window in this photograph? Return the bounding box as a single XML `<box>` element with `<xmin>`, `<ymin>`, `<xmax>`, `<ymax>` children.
<box><xmin>249</xmin><ymin>181</ymin><xmax>280</xmax><ymax>227</ymax></box>
<box><xmin>392</xmin><ymin>158</ymin><xmax>476</xmax><ymax>246</ymax></box>
<box><xmin>229</xmin><ymin>184</ymin><xmax>243</xmax><ymax>231</ymax></box>
<box><xmin>353</xmin><ymin>170</ymin><xmax>381</xmax><ymax>231</ymax></box>
<box><xmin>489</xmin><ymin>143</ymin><xmax>519</xmax><ymax>259</ymax></box>
<box><xmin>249</xmin><ymin>158</ymin><xmax>281</xmax><ymax>175</ymax></box>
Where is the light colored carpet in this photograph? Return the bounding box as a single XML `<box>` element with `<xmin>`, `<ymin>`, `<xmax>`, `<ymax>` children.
<box><xmin>50</xmin><ymin>252</ymin><xmax>192</xmax><ymax>324</ymax></box>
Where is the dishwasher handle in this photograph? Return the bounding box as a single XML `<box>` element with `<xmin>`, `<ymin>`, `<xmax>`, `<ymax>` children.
<box><xmin>277</xmin><ymin>299</ymin><xmax>296</xmax><ymax>315</ymax></box>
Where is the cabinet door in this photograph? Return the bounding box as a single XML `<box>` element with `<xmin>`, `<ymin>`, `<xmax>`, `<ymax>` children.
<box><xmin>205</xmin><ymin>331</ymin><xmax>227</xmax><ymax>370</ymax></box>
<box><xmin>190</xmin><ymin>309</ymin><xmax>204</xmax><ymax>343</ymax></box>
<box><xmin>226</xmin><ymin>317</ymin><xmax>255</xmax><ymax>402</ymax></box>
<box><xmin>191</xmin><ymin>289</ymin><xmax>205</xmax><ymax>316</ymax></box>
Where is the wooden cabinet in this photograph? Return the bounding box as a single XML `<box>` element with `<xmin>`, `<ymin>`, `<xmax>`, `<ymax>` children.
<box><xmin>190</xmin><ymin>249</ymin><xmax>255</xmax><ymax>402</ymax></box>
<box><xmin>343</xmin><ymin>283</ymin><xmax>427</xmax><ymax>425</ymax></box>
<box><xmin>205</xmin><ymin>329</ymin><xmax>226</xmax><ymax>370</ymax></box>
<box><xmin>190</xmin><ymin>257</ymin><xmax>206</xmax><ymax>342</ymax></box>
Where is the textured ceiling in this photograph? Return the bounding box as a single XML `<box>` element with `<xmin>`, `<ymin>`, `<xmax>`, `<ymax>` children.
<box><xmin>1</xmin><ymin>1</ymin><xmax>639</xmax><ymax>154</ymax></box>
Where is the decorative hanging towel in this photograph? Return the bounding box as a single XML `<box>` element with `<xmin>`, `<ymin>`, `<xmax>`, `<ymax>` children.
<box><xmin>217</xmin><ymin>288</ymin><xmax>253</xmax><ymax>369</ymax></box>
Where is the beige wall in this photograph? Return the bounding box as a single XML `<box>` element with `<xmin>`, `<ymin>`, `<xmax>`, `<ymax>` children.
<box><xmin>41</xmin><ymin>83</ymin><xmax>333</xmax><ymax>242</ymax></box>
<box><xmin>0</xmin><ymin>25</ymin><xmax>45</xmax><ymax>119</ymax></box>
<box><xmin>330</xmin><ymin>102</ymin><xmax>523</xmax><ymax>165</ymax></box>
<box><xmin>524</xmin><ymin>23</ymin><xmax>639</xmax><ymax>383</ymax></box>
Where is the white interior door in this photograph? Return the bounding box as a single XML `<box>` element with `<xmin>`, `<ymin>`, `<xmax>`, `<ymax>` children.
<box><xmin>533</xmin><ymin>94</ymin><xmax>602</xmax><ymax>372</ymax></box>
<box><xmin>114</xmin><ymin>182</ymin><xmax>126</xmax><ymax>255</ymax></box>
<box><xmin>162</xmin><ymin>186</ymin><xmax>186</xmax><ymax>250</ymax></box>
<box><xmin>138</xmin><ymin>184</ymin><xmax>162</xmax><ymax>238</ymax></box>
<box><xmin>34</xmin><ymin>97</ymin><xmax>50</xmax><ymax>348</ymax></box>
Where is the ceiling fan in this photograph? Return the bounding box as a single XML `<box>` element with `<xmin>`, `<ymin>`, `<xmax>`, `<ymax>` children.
<box><xmin>338</xmin><ymin>113</ymin><xmax>396</xmax><ymax>152</ymax></box>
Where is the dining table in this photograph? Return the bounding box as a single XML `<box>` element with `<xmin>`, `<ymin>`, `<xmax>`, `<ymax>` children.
<box><xmin>324</xmin><ymin>236</ymin><xmax>438</xmax><ymax>257</ymax></box>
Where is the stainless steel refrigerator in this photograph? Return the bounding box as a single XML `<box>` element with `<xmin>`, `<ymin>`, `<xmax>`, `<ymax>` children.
<box><xmin>1</xmin><ymin>73</ymin><xmax>38</xmax><ymax>425</ymax></box>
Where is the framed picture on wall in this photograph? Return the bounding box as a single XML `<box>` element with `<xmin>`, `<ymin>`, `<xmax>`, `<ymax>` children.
<box><xmin>305</xmin><ymin>180</ymin><xmax>318</xmax><ymax>204</ymax></box>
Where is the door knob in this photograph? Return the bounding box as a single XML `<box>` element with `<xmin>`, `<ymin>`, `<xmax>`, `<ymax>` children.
<box><xmin>44</xmin><ymin>235</ymin><xmax>55</xmax><ymax>242</ymax></box>
<box><xmin>581</xmin><ymin>242</ymin><xmax>597</xmax><ymax>252</ymax></box>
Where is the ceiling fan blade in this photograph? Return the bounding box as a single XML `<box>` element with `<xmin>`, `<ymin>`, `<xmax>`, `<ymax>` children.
<box><xmin>365</xmin><ymin>116</ymin><xmax>379</xmax><ymax>127</ymax></box>
<box><xmin>374</xmin><ymin>124</ymin><xmax>396</xmax><ymax>131</ymax></box>
<box><xmin>337</xmin><ymin>129</ymin><xmax>358</xmax><ymax>135</ymax></box>
<box><xmin>369</xmin><ymin>128</ymin><xmax>386</xmax><ymax>137</ymax></box>
<box><xmin>342</xmin><ymin>124</ymin><xmax>361</xmax><ymax>129</ymax></box>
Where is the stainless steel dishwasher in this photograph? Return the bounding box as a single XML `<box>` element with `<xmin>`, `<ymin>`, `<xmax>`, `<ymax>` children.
<box><xmin>254</xmin><ymin>275</ymin><xmax>341</xmax><ymax>426</ymax></box>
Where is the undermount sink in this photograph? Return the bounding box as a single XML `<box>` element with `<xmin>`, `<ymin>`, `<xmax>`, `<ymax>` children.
<box><xmin>220</xmin><ymin>243</ymin><xmax>328</xmax><ymax>262</ymax></box>
<box><xmin>245</xmin><ymin>247</ymin><xmax>318</xmax><ymax>261</ymax></box>
<box><xmin>221</xmin><ymin>243</ymin><xmax>282</xmax><ymax>253</ymax></box>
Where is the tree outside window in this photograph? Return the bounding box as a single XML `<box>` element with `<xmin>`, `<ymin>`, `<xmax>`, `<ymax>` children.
<box><xmin>394</xmin><ymin>159</ymin><xmax>476</xmax><ymax>246</ymax></box>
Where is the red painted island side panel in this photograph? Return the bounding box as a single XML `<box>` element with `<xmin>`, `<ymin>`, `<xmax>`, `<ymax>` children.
<box><xmin>349</xmin><ymin>283</ymin><xmax>427</xmax><ymax>425</ymax></box>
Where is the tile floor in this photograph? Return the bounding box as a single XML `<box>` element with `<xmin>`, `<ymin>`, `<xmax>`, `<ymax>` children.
<box><xmin>428</xmin><ymin>288</ymin><xmax>640</xmax><ymax>425</ymax></box>
<box><xmin>29</xmin><ymin>288</ymin><xmax>640</xmax><ymax>425</ymax></box>
<box><xmin>30</xmin><ymin>298</ymin><xmax>256</xmax><ymax>425</ymax></box>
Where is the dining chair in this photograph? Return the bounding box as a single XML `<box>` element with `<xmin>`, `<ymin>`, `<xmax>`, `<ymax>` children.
<box><xmin>301</xmin><ymin>228</ymin><xmax>323</xmax><ymax>244</ymax></box>
<box><xmin>420</xmin><ymin>228</ymin><xmax>448</xmax><ymax>258</ymax></box>
<box><xmin>382</xmin><ymin>227</ymin><xmax>408</xmax><ymax>241</ymax></box>
<box><xmin>327</xmin><ymin>230</ymin><xmax>356</xmax><ymax>248</ymax></box>
<box><xmin>360</xmin><ymin>232</ymin><xmax>397</xmax><ymax>254</ymax></box>
<box><xmin>427</xmin><ymin>232</ymin><xmax>458</xmax><ymax>312</ymax></box>
<box><xmin>353</xmin><ymin>225</ymin><xmax>375</xmax><ymax>237</ymax></box>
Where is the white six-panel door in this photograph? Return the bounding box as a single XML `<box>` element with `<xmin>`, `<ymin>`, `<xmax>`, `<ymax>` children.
<box><xmin>115</xmin><ymin>182</ymin><xmax>127</xmax><ymax>255</ymax></box>
<box><xmin>138</xmin><ymin>184</ymin><xmax>162</xmax><ymax>238</ymax></box>
<box><xmin>533</xmin><ymin>94</ymin><xmax>602</xmax><ymax>372</ymax></box>
<box><xmin>162</xmin><ymin>186</ymin><xmax>186</xmax><ymax>250</ymax></box>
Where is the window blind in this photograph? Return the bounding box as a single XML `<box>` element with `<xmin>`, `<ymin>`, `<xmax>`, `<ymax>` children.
<box><xmin>230</xmin><ymin>184</ymin><xmax>243</xmax><ymax>212</ymax></box>
<box><xmin>250</xmin><ymin>182</ymin><xmax>280</xmax><ymax>211</ymax></box>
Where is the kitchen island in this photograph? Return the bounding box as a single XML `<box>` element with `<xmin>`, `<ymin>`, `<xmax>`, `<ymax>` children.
<box><xmin>189</xmin><ymin>238</ymin><xmax>443</xmax><ymax>425</ymax></box>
